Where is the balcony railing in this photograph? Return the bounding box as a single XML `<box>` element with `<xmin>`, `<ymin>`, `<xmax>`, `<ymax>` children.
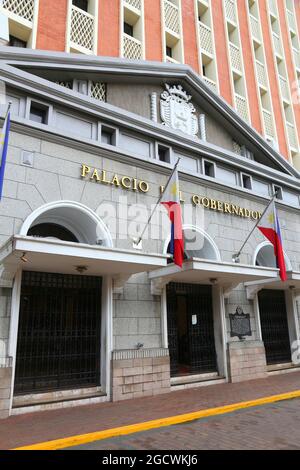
<box><xmin>287</xmin><ymin>9</ymin><xmax>296</xmax><ymax>32</ymax></box>
<box><xmin>203</xmin><ymin>76</ymin><xmax>218</xmax><ymax>92</ymax></box>
<box><xmin>2</xmin><ymin>0</ymin><xmax>34</xmax><ymax>23</ymax></box>
<box><xmin>262</xmin><ymin>109</ymin><xmax>274</xmax><ymax>137</ymax></box>
<box><xmin>124</xmin><ymin>0</ymin><xmax>141</xmax><ymax>11</ymax></box>
<box><xmin>286</xmin><ymin>122</ymin><xmax>298</xmax><ymax>150</ymax></box>
<box><xmin>249</xmin><ymin>14</ymin><xmax>261</xmax><ymax>43</ymax></box>
<box><xmin>272</xmin><ymin>31</ymin><xmax>282</xmax><ymax>57</ymax></box>
<box><xmin>225</xmin><ymin>0</ymin><xmax>236</xmax><ymax>24</ymax></box>
<box><xmin>229</xmin><ymin>42</ymin><xmax>242</xmax><ymax>73</ymax></box>
<box><xmin>235</xmin><ymin>93</ymin><xmax>248</xmax><ymax>122</ymax></box>
<box><xmin>123</xmin><ymin>33</ymin><xmax>142</xmax><ymax>59</ymax></box>
<box><xmin>70</xmin><ymin>5</ymin><xmax>95</xmax><ymax>53</ymax></box>
<box><xmin>256</xmin><ymin>59</ymin><xmax>267</xmax><ymax>89</ymax></box>
<box><xmin>279</xmin><ymin>75</ymin><xmax>290</xmax><ymax>102</ymax></box>
<box><xmin>198</xmin><ymin>21</ymin><xmax>213</xmax><ymax>56</ymax></box>
<box><xmin>164</xmin><ymin>0</ymin><xmax>180</xmax><ymax>35</ymax></box>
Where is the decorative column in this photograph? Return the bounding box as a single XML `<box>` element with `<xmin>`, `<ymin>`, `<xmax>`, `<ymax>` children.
<box><xmin>150</xmin><ymin>92</ymin><xmax>158</xmax><ymax>122</ymax></box>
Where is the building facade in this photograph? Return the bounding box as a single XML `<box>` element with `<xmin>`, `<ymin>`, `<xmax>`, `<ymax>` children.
<box><xmin>0</xmin><ymin>48</ymin><xmax>300</xmax><ymax>418</ymax></box>
<box><xmin>0</xmin><ymin>0</ymin><xmax>300</xmax><ymax>168</ymax></box>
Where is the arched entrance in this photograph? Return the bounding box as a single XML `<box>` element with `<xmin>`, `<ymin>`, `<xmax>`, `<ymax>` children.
<box><xmin>14</xmin><ymin>202</ymin><xmax>112</xmax><ymax>398</ymax></box>
<box><xmin>164</xmin><ymin>227</ymin><xmax>221</xmax><ymax>378</ymax></box>
<box><xmin>254</xmin><ymin>243</ymin><xmax>292</xmax><ymax>365</ymax></box>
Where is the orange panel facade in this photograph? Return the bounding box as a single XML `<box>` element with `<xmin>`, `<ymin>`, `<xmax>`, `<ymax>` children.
<box><xmin>258</xmin><ymin>0</ymin><xmax>289</xmax><ymax>159</ymax></box>
<box><xmin>237</xmin><ymin>0</ymin><xmax>263</xmax><ymax>134</ymax></box>
<box><xmin>144</xmin><ymin>0</ymin><xmax>162</xmax><ymax>61</ymax></box>
<box><xmin>181</xmin><ymin>0</ymin><xmax>199</xmax><ymax>72</ymax></box>
<box><xmin>98</xmin><ymin>0</ymin><xmax>120</xmax><ymax>57</ymax></box>
<box><xmin>277</xmin><ymin>0</ymin><xmax>300</xmax><ymax>146</ymax></box>
<box><xmin>36</xmin><ymin>0</ymin><xmax>68</xmax><ymax>52</ymax></box>
<box><xmin>211</xmin><ymin>0</ymin><xmax>233</xmax><ymax>106</ymax></box>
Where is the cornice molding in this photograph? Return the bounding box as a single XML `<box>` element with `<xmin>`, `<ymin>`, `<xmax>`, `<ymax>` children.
<box><xmin>6</xmin><ymin>118</ymin><xmax>300</xmax><ymax>214</ymax></box>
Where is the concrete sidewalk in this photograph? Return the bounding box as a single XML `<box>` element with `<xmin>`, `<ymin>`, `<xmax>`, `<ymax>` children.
<box><xmin>1</xmin><ymin>371</ymin><xmax>300</xmax><ymax>450</ymax></box>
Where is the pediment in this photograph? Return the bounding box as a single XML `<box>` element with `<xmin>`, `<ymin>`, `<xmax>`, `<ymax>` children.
<box><xmin>0</xmin><ymin>47</ymin><xmax>299</xmax><ymax>179</ymax></box>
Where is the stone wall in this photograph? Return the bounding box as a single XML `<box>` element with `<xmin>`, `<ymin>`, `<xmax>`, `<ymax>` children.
<box><xmin>112</xmin><ymin>349</ymin><xmax>170</xmax><ymax>401</ymax></box>
<box><xmin>0</xmin><ymin>359</ymin><xmax>12</xmax><ymax>419</ymax></box>
<box><xmin>228</xmin><ymin>341</ymin><xmax>267</xmax><ymax>383</ymax></box>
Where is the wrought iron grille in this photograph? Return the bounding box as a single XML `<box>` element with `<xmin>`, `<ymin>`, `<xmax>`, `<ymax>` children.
<box><xmin>167</xmin><ymin>283</ymin><xmax>217</xmax><ymax>377</ymax></box>
<box><xmin>258</xmin><ymin>289</ymin><xmax>291</xmax><ymax>365</ymax></box>
<box><xmin>14</xmin><ymin>272</ymin><xmax>102</xmax><ymax>395</ymax></box>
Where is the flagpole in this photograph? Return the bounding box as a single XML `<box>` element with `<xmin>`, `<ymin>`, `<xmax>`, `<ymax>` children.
<box><xmin>232</xmin><ymin>189</ymin><xmax>279</xmax><ymax>263</ymax></box>
<box><xmin>2</xmin><ymin>102</ymin><xmax>11</xmax><ymax>121</ymax></box>
<box><xmin>134</xmin><ymin>158</ymin><xmax>181</xmax><ymax>246</ymax></box>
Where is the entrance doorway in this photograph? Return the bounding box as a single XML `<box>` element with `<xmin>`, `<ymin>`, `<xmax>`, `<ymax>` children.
<box><xmin>258</xmin><ymin>289</ymin><xmax>291</xmax><ymax>365</ymax></box>
<box><xmin>167</xmin><ymin>283</ymin><xmax>217</xmax><ymax>377</ymax></box>
<box><xmin>14</xmin><ymin>271</ymin><xmax>102</xmax><ymax>395</ymax></box>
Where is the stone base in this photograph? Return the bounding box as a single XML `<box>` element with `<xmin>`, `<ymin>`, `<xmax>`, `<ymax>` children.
<box><xmin>228</xmin><ymin>341</ymin><xmax>267</xmax><ymax>383</ymax></box>
<box><xmin>112</xmin><ymin>348</ymin><xmax>170</xmax><ymax>401</ymax></box>
<box><xmin>0</xmin><ymin>359</ymin><xmax>12</xmax><ymax>419</ymax></box>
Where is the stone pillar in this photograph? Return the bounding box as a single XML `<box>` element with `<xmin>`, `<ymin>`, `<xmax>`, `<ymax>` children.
<box><xmin>228</xmin><ymin>340</ymin><xmax>267</xmax><ymax>383</ymax></box>
<box><xmin>112</xmin><ymin>348</ymin><xmax>170</xmax><ymax>401</ymax></box>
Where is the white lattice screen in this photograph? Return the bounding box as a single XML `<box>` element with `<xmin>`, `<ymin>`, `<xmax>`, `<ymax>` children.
<box><xmin>70</xmin><ymin>6</ymin><xmax>95</xmax><ymax>52</ymax></box>
<box><xmin>287</xmin><ymin>122</ymin><xmax>298</xmax><ymax>150</ymax></box>
<box><xmin>199</xmin><ymin>22</ymin><xmax>213</xmax><ymax>56</ymax></box>
<box><xmin>235</xmin><ymin>94</ymin><xmax>248</xmax><ymax>122</ymax></box>
<box><xmin>55</xmin><ymin>81</ymin><xmax>73</xmax><ymax>89</ymax></box>
<box><xmin>279</xmin><ymin>76</ymin><xmax>289</xmax><ymax>102</ymax></box>
<box><xmin>229</xmin><ymin>43</ymin><xmax>242</xmax><ymax>72</ymax></box>
<box><xmin>91</xmin><ymin>82</ymin><xmax>106</xmax><ymax>101</ymax></box>
<box><xmin>250</xmin><ymin>14</ymin><xmax>261</xmax><ymax>42</ymax></box>
<box><xmin>256</xmin><ymin>60</ymin><xmax>267</xmax><ymax>89</ymax></box>
<box><xmin>287</xmin><ymin>9</ymin><xmax>296</xmax><ymax>31</ymax></box>
<box><xmin>164</xmin><ymin>0</ymin><xmax>180</xmax><ymax>35</ymax></box>
<box><xmin>232</xmin><ymin>140</ymin><xmax>242</xmax><ymax>155</ymax></box>
<box><xmin>225</xmin><ymin>0</ymin><xmax>236</xmax><ymax>23</ymax></box>
<box><xmin>272</xmin><ymin>32</ymin><xmax>282</xmax><ymax>56</ymax></box>
<box><xmin>262</xmin><ymin>110</ymin><xmax>274</xmax><ymax>137</ymax></box>
<box><xmin>124</xmin><ymin>0</ymin><xmax>142</xmax><ymax>10</ymax></box>
<box><xmin>268</xmin><ymin>0</ymin><xmax>277</xmax><ymax>17</ymax></box>
<box><xmin>123</xmin><ymin>34</ymin><xmax>142</xmax><ymax>59</ymax></box>
<box><xmin>203</xmin><ymin>76</ymin><xmax>217</xmax><ymax>93</ymax></box>
<box><xmin>2</xmin><ymin>0</ymin><xmax>34</xmax><ymax>22</ymax></box>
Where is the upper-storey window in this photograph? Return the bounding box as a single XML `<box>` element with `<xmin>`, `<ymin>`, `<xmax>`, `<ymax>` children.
<box><xmin>72</xmin><ymin>0</ymin><xmax>88</xmax><ymax>12</ymax></box>
<box><xmin>9</xmin><ymin>35</ymin><xmax>27</xmax><ymax>48</ymax></box>
<box><xmin>124</xmin><ymin>22</ymin><xmax>134</xmax><ymax>37</ymax></box>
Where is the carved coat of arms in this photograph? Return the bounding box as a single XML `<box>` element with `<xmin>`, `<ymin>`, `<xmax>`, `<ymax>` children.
<box><xmin>160</xmin><ymin>84</ymin><xmax>198</xmax><ymax>136</ymax></box>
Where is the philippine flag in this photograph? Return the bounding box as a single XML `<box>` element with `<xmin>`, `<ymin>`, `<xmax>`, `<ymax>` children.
<box><xmin>0</xmin><ymin>110</ymin><xmax>11</xmax><ymax>201</ymax></box>
<box><xmin>258</xmin><ymin>201</ymin><xmax>287</xmax><ymax>281</ymax></box>
<box><xmin>161</xmin><ymin>167</ymin><xmax>184</xmax><ymax>267</ymax></box>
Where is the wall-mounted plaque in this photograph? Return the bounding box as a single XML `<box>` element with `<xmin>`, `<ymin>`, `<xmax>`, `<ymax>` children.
<box><xmin>229</xmin><ymin>307</ymin><xmax>251</xmax><ymax>340</ymax></box>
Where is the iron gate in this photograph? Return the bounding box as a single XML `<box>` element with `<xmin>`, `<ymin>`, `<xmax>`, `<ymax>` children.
<box><xmin>167</xmin><ymin>283</ymin><xmax>217</xmax><ymax>376</ymax></box>
<box><xmin>14</xmin><ymin>272</ymin><xmax>102</xmax><ymax>395</ymax></box>
<box><xmin>258</xmin><ymin>289</ymin><xmax>291</xmax><ymax>365</ymax></box>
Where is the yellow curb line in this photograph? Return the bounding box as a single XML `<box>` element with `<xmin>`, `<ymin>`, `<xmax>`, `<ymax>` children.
<box><xmin>13</xmin><ymin>389</ymin><xmax>300</xmax><ymax>450</ymax></box>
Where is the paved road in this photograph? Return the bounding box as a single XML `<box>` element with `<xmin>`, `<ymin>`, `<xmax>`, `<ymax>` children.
<box><xmin>68</xmin><ymin>398</ymin><xmax>300</xmax><ymax>450</ymax></box>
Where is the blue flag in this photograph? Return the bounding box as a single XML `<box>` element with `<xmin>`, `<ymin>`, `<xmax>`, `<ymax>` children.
<box><xmin>0</xmin><ymin>111</ymin><xmax>11</xmax><ymax>200</ymax></box>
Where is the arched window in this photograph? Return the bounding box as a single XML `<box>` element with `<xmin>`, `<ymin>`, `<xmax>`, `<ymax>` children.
<box><xmin>254</xmin><ymin>243</ymin><xmax>292</xmax><ymax>271</ymax></box>
<box><xmin>28</xmin><ymin>223</ymin><xmax>79</xmax><ymax>243</ymax></box>
<box><xmin>20</xmin><ymin>201</ymin><xmax>113</xmax><ymax>247</ymax></box>
<box><xmin>166</xmin><ymin>227</ymin><xmax>220</xmax><ymax>262</ymax></box>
